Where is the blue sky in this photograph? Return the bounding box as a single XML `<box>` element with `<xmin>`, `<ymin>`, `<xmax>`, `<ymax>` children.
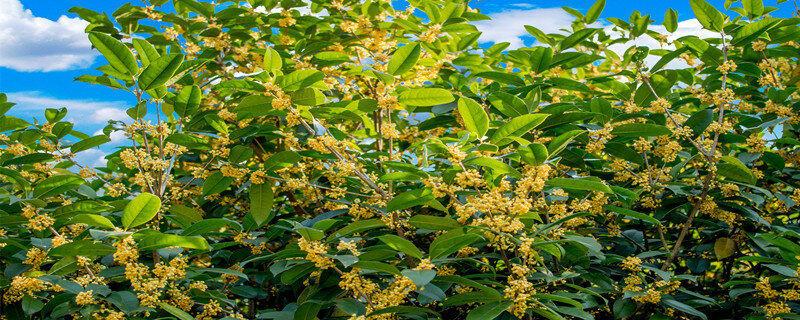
<box><xmin>0</xmin><ymin>0</ymin><xmax>794</xmax><ymax>166</ymax></box>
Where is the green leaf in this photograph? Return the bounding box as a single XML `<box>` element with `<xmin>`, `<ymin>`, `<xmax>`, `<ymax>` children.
<box><xmin>88</xmin><ymin>32</ymin><xmax>137</xmax><ymax>76</ymax></box>
<box><xmin>559</xmin><ymin>28</ymin><xmax>597</xmax><ymax>51</ymax></box>
<box><xmin>230</xmin><ymin>145</ymin><xmax>253</xmax><ymax>164</ymax></box>
<box><xmin>466</xmin><ymin>300</ymin><xmax>512</xmax><ymax>320</ymax></box>
<box><xmin>139</xmin><ymin>53</ymin><xmax>185</xmax><ymax>90</ymax></box>
<box><xmin>464</xmin><ymin>156</ymin><xmax>522</xmax><ymax>178</ymax></box>
<box><xmin>399</xmin><ymin>88</ymin><xmax>455</xmax><ymax>107</ymax></box>
<box><xmin>332</xmin><ymin>219</ymin><xmax>386</xmax><ymax>238</ymax></box>
<box><xmin>34</xmin><ymin>175</ymin><xmax>84</xmax><ymax>199</ymax></box>
<box><xmin>122</xmin><ymin>192</ymin><xmax>161</xmax><ymax>229</ymax></box>
<box><xmin>388</xmin><ymin>42</ymin><xmax>421</xmax><ymax>75</ymax></box>
<box><xmin>661</xmin><ymin>299</ymin><xmax>707</xmax><ymax>320</ymax></box>
<box><xmin>174</xmin><ymin>85</ymin><xmax>202</xmax><ymax>117</ymax></box>
<box><xmin>138</xmin><ymin>233</ymin><xmax>209</xmax><ymax>250</ymax></box>
<box><xmin>584</xmin><ymin>0</ymin><xmax>605</xmax><ymax>24</ymax></box>
<box><xmin>490</xmin><ymin>114</ymin><xmax>549</xmax><ymax>146</ymax></box>
<box><xmin>401</xmin><ymin>269</ymin><xmax>436</xmax><ymax>287</ymax></box>
<box><xmin>457</xmin><ymin>97</ymin><xmax>489</xmax><ymax>138</ymax></box>
<box><xmin>528</xmin><ymin>47</ymin><xmax>553</xmax><ymax>73</ymax></box>
<box><xmin>518</xmin><ymin>143</ymin><xmax>549</xmax><ymax>165</ymax></box>
<box><xmin>605</xmin><ymin>205</ymin><xmax>661</xmax><ymax>225</ymax></box>
<box><xmin>263</xmin><ymin>46</ymin><xmax>283</xmax><ymax>72</ymax></box>
<box><xmin>132</xmin><ymin>38</ymin><xmax>160</xmax><ymax>67</ymax></box>
<box><xmin>45</xmin><ymin>107</ymin><xmax>67</xmax><ymax>122</ymax></box>
<box><xmin>718</xmin><ymin>156</ymin><xmax>756</xmax><ymax>184</ymax></box>
<box><xmin>547</xmin><ymin>130</ymin><xmax>585</xmax><ymax>159</ymax></box>
<box><xmin>742</xmin><ymin>0</ymin><xmax>764</xmax><ymax>18</ymax></box>
<box><xmin>408</xmin><ymin>215</ymin><xmax>460</xmax><ymax>230</ymax></box>
<box><xmin>68</xmin><ymin>214</ymin><xmax>116</xmax><ymax>229</ymax></box>
<box><xmin>264</xmin><ymin>151</ymin><xmax>302</xmax><ymax>172</ymax></box>
<box><xmin>183</xmin><ymin>218</ymin><xmax>242</xmax><ymax>236</ymax></box>
<box><xmin>524</xmin><ymin>25</ymin><xmax>554</xmax><ymax>46</ymax></box>
<box><xmin>71</xmin><ymin>135</ymin><xmax>110</xmax><ymax>153</ymax></box>
<box><xmin>611</xmin><ymin>123</ymin><xmax>671</xmax><ymax>137</ymax></box>
<box><xmin>289</xmin><ymin>87</ymin><xmax>325</xmax><ymax>106</ymax></box>
<box><xmin>714</xmin><ymin>237</ymin><xmax>736</xmax><ymax>259</ymax></box>
<box><xmin>250</xmin><ymin>183</ymin><xmax>274</xmax><ymax>226</ymax></box>
<box><xmin>279</xmin><ymin>69</ymin><xmax>324</xmax><ymax>91</ymax></box>
<box><xmin>294</xmin><ymin>301</ymin><xmax>322</xmax><ymax>320</ymax></box>
<box><xmin>203</xmin><ymin>171</ymin><xmax>233</xmax><ymax>196</ymax></box>
<box><xmin>387</xmin><ymin>188</ymin><xmax>435</xmax><ymax>211</ymax></box>
<box><xmin>429</xmin><ymin>230</ymin><xmax>482</xmax><ymax>260</ymax></box>
<box><xmin>546</xmin><ymin>177</ymin><xmax>613</xmax><ymax>193</ymax></box>
<box><xmin>49</xmin><ymin>240</ymin><xmax>115</xmax><ymax>257</ymax></box>
<box><xmin>160</xmin><ymin>302</ymin><xmax>196</xmax><ymax>320</ymax></box>
<box><xmin>689</xmin><ymin>0</ymin><xmax>725</xmax><ymax>31</ymax></box>
<box><xmin>378</xmin><ymin>235</ymin><xmax>423</xmax><ymax>258</ymax></box>
<box><xmin>488</xmin><ymin>92</ymin><xmax>527</xmax><ymax>117</ymax></box>
<box><xmin>663</xmin><ymin>9</ymin><xmax>678</xmax><ymax>33</ymax></box>
<box><xmin>4</xmin><ymin>153</ymin><xmax>54</xmax><ymax>166</ymax></box>
<box><xmin>22</xmin><ymin>296</ymin><xmax>44</xmax><ymax>315</ymax></box>
<box><xmin>732</xmin><ymin>17</ymin><xmax>779</xmax><ymax>46</ymax></box>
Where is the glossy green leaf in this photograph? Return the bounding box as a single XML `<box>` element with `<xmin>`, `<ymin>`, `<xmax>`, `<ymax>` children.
<box><xmin>466</xmin><ymin>300</ymin><xmax>512</xmax><ymax>320</ymax></box>
<box><xmin>138</xmin><ymin>233</ymin><xmax>209</xmax><ymax>250</ymax></box>
<box><xmin>663</xmin><ymin>9</ymin><xmax>678</xmax><ymax>32</ymax></box>
<box><xmin>71</xmin><ymin>135</ymin><xmax>110</xmax><ymax>153</ymax></box>
<box><xmin>122</xmin><ymin>192</ymin><xmax>161</xmax><ymax>229</ymax></box>
<box><xmin>88</xmin><ymin>32</ymin><xmax>137</xmax><ymax>76</ymax></box>
<box><xmin>387</xmin><ymin>188</ymin><xmax>435</xmax><ymax>211</ymax></box>
<box><xmin>250</xmin><ymin>183</ymin><xmax>274</xmax><ymax>226</ymax></box>
<box><xmin>202</xmin><ymin>171</ymin><xmax>233</xmax><ymax>196</ymax></box>
<box><xmin>388</xmin><ymin>42</ymin><xmax>421</xmax><ymax>75</ymax></box>
<box><xmin>457</xmin><ymin>97</ymin><xmax>489</xmax><ymax>138</ymax></box>
<box><xmin>139</xmin><ymin>53</ymin><xmax>184</xmax><ymax>90</ymax></box>
<box><xmin>689</xmin><ymin>0</ymin><xmax>725</xmax><ymax>31</ymax></box>
<box><xmin>378</xmin><ymin>235</ymin><xmax>423</xmax><ymax>258</ymax></box>
<box><xmin>263</xmin><ymin>46</ymin><xmax>283</xmax><ymax>72</ymax></box>
<box><xmin>174</xmin><ymin>85</ymin><xmax>202</xmax><ymax>117</ymax></box>
<box><xmin>399</xmin><ymin>88</ymin><xmax>455</xmax><ymax>107</ymax></box>
<box><xmin>546</xmin><ymin>177</ymin><xmax>613</xmax><ymax>193</ymax></box>
<box><xmin>584</xmin><ymin>0</ymin><xmax>605</xmax><ymax>24</ymax></box>
<box><xmin>611</xmin><ymin>123</ymin><xmax>671</xmax><ymax>137</ymax></box>
<box><xmin>490</xmin><ymin>114</ymin><xmax>549</xmax><ymax>145</ymax></box>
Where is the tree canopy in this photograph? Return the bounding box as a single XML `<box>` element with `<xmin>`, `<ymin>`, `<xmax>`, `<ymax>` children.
<box><xmin>1</xmin><ymin>0</ymin><xmax>800</xmax><ymax>319</ymax></box>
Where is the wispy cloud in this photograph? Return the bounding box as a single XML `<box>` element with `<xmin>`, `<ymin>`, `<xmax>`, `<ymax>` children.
<box><xmin>73</xmin><ymin>148</ymin><xmax>108</xmax><ymax>167</ymax></box>
<box><xmin>0</xmin><ymin>0</ymin><xmax>96</xmax><ymax>72</ymax></box>
<box><xmin>6</xmin><ymin>91</ymin><xmax>129</xmax><ymax>123</ymax></box>
<box><xmin>475</xmin><ymin>5</ymin><xmax>717</xmax><ymax>71</ymax></box>
<box><xmin>474</xmin><ymin>7</ymin><xmax>575</xmax><ymax>49</ymax></box>
<box><xmin>606</xmin><ymin>19</ymin><xmax>719</xmax><ymax>70</ymax></box>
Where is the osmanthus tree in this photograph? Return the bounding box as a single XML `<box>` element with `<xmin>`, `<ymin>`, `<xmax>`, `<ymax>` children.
<box><xmin>1</xmin><ymin>0</ymin><xmax>800</xmax><ymax>318</ymax></box>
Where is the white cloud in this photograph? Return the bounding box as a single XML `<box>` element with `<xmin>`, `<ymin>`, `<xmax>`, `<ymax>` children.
<box><xmin>0</xmin><ymin>0</ymin><xmax>96</xmax><ymax>72</ymax></box>
<box><xmin>74</xmin><ymin>148</ymin><xmax>107</xmax><ymax>167</ymax></box>
<box><xmin>474</xmin><ymin>8</ymin><xmax>575</xmax><ymax>49</ymax></box>
<box><xmin>94</xmin><ymin>129</ymin><xmax>128</xmax><ymax>144</ymax></box>
<box><xmin>6</xmin><ymin>91</ymin><xmax>129</xmax><ymax>123</ymax></box>
<box><xmin>475</xmin><ymin>5</ymin><xmax>718</xmax><ymax>71</ymax></box>
<box><xmin>510</xmin><ymin>3</ymin><xmax>536</xmax><ymax>9</ymax></box>
<box><xmin>606</xmin><ymin>19</ymin><xmax>720</xmax><ymax>70</ymax></box>
<box><xmin>90</xmin><ymin>108</ymin><xmax>128</xmax><ymax>123</ymax></box>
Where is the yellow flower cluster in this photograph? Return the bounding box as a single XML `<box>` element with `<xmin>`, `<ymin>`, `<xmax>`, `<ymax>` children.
<box><xmin>621</xmin><ymin>256</ymin><xmax>643</xmax><ymax>272</ymax></box>
<box><xmin>75</xmin><ymin>290</ymin><xmax>96</xmax><ymax>306</ymax></box>
<box><xmin>3</xmin><ymin>276</ymin><xmax>49</xmax><ymax>303</ymax></box>
<box><xmin>297</xmin><ymin>238</ymin><xmax>334</xmax><ymax>269</ymax></box>
<box><xmin>504</xmin><ymin>264</ymin><xmax>535</xmax><ymax>318</ymax></box>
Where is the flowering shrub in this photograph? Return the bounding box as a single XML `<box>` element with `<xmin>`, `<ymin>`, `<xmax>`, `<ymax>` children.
<box><xmin>1</xmin><ymin>0</ymin><xmax>800</xmax><ymax>319</ymax></box>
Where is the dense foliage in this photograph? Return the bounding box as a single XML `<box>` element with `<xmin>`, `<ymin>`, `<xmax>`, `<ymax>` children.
<box><xmin>1</xmin><ymin>0</ymin><xmax>800</xmax><ymax>319</ymax></box>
